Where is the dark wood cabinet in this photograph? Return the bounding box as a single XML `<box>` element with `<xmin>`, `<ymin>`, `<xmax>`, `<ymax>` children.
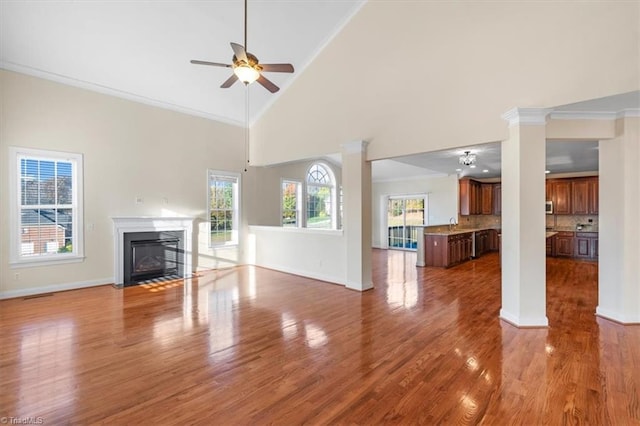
<box><xmin>488</xmin><ymin>229</ymin><xmax>499</xmax><ymax>251</ymax></box>
<box><xmin>493</xmin><ymin>184</ymin><xmax>501</xmax><ymax>216</ymax></box>
<box><xmin>547</xmin><ymin>176</ymin><xmax>598</xmax><ymax>215</ymax></box>
<box><xmin>460</xmin><ymin>179</ymin><xmax>482</xmax><ymax>215</ymax></box>
<box><xmin>555</xmin><ymin>231</ymin><xmax>575</xmax><ymax>257</ymax></box>
<box><xmin>587</xmin><ymin>178</ymin><xmax>598</xmax><ymax>214</ymax></box>
<box><xmin>460</xmin><ymin>179</ymin><xmax>499</xmax><ymax>216</ymax></box>
<box><xmin>481</xmin><ymin>184</ymin><xmax>493</xmax><ymax>215</ymax></box>
<box><xmin>546</xmin><ymin>235</ymin><xmax>556</xmax><ymax>257</ymax></box>
<box><xmin>553</xmin><ymin>180</ymin><xmax>572</xmax><ymax>215</ymax></box>
<box><xmin>575</xmin><ymin>232</ymin><xmax>598</xmax><ymax>260</ymax></box>
<box><xmin>425</xmin><ymin>232</ymin><xmax>473</xmax><ymax>267</ymax></box>
<box><xmin>572</xmin><ymin>179</ymin><xmax>589</xmax><ymax>215</ymax></box>
<box><xmin>474</xmin><ymin>230</ymin><xmax>493</xmax><ymax>257</ymax></box>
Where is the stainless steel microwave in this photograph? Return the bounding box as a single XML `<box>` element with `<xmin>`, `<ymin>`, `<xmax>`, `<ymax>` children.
<box><xmin>545</xmin><ymin>201</ymin><xmax>553</xmax><ymax>214</ymax></box>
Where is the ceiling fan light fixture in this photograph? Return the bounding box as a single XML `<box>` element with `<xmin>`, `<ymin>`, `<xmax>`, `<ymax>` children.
<box><xmin>234</xmin><ymin>65</ymin><xmax>259</xmax><ymax>85</ymax></box>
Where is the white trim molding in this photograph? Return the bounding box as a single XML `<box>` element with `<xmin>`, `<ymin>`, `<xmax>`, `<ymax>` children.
<box><xmin>341</xmin><ymin>140</ymin><xmax>369</xmax><ymax>154</ymax></box>
<box><xmin>500</xmin><ymin>309</ymin><xmax>549</xmax><ymax>328</ymax></box>
<box><xmin>501</xmin><ymin>107</ymin><xmax>551</xmax><ymax>127</ymax></box>
<box><xmin>112</xmin><ymin>217</ymin><xmax>194</xmax><ymax>285</ymax></box>
<box><xmin>0</xmin><ymin>277</ymin><xmax>112</xmax><ymax>300</ymax></box>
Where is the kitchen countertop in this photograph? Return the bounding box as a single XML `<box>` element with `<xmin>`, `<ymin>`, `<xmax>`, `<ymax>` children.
<box><xmin>546</xmin><ymin>231</ymin><xmax>558</xmax><ymax>238</ymax></box>
<box><xmin>547</xmin><ymin>226</ymin><xmax>598</xmax><ymax>232</ymax></box>
<box><xmin>424</xmin><ymin>227</ymin><xmax>500</xmax><ymax>236</ymax></box>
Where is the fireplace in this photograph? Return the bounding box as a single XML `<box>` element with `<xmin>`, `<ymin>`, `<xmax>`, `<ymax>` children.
<box><xmin>123</xmin><ymin>231</ymin><xmax>184</xmax><ymax>285</ymax></box>
<box><xmin>112</xmin><ymin>217</ymin><xmax>194</xmax><ymax>287</ymax></box>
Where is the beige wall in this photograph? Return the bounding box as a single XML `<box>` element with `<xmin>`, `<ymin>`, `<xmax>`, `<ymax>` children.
<box><xmin>251</xmin><ymin>159</ymin><xmax>342</xmax><ymax>227</ymax></box>
<box><xmin>252</xmin><ymin>1</ymin><xmax>639</xmax><ymax>165</ymax></box>
<box><xmin>0</xmin><ymin>70</ymin><xmax>248</xmax><ymax>296</ymax></box>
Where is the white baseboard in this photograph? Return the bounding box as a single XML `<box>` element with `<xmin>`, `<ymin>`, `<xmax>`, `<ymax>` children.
<box><xmin>252</xmin><ymin>261</ymin><xmax>345</xmax><ymax>287</ymax></box>
<box><xmin>500</xmin><ymin>309</ymin><xmax>549</xmax><ymax>328</ymax></box>
<box><xmin>596</xmin><ymin>306</ymin><xmax>640</xmax><ymax>325</ymax></box>
<box><xmin>0</xmin><ymin>277</ymin><xmax>114</xmax><ymax>300</ymax></box>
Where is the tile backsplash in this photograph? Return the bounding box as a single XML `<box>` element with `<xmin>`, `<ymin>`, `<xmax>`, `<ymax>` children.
<box><xmin>547</xmin><ymin>214</ymin><xmax>598</xmax><ymax>231</ymax></box>
<box><xmin>453</xmin><ymin>214</ymin><xmax>598</xmax><ymax>231</ymax></box>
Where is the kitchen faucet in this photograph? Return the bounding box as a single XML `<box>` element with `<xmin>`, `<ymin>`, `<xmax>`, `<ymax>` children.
<box><xmin>449</xmin><ymin>217</ymin><xmax>457</xmax><ymax>231</ymax></box>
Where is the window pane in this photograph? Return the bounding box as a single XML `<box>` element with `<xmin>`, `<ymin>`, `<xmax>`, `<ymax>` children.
<box><xmin>208</xmin><ymin>172</ymin><xmax>238</xmax><ymax>246</ymax></box>
<box><xmin>307</xmin><ymin>185</ymin><xmax>332</xmax><ymax>229</ymax></box>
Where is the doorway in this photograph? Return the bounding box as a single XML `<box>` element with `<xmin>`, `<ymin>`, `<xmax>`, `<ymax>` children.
<box><xmin>387</xmin><ymin>197</ymin><xmax>426</xmax><ymax>250</ymax></box>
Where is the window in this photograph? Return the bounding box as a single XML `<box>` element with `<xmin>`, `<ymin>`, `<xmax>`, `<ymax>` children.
<box><xmin>306</xmin><ymin>163</ymin><xmax>336</xmax><ymax>229</ymax></box>
<box><xmin>208</xmin><ymin>170</ymin><xmax>240</xmax><ymax>246</ymax></box>
<box><xmin>281</xmin><ymin>180</ymin><xmax>301</xmax><ymax>227</ymax></box>
<box><xmin>9</xmin><ymin>147</ymin><xmax>84</xmax><ymax>266</ymax></box>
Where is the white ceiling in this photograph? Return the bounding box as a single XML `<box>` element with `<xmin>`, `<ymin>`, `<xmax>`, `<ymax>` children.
<box><xmin>0</xmin><ymin>0</ymin><xmax>365</xmax><ymax>126</ymax></box>
<box><xmin>2</xmin><ymin>2</ymin><xmax>637</xmax><ymax>182</ymax></box>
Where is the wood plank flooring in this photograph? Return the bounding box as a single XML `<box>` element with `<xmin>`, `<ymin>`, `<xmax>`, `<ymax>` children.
<box><xmin>1</xmin><ymin>250</ymin><xmax>639</xmax><ymax>424</ymax></box>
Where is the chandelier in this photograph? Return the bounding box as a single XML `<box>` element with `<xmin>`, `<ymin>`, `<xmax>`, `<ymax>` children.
<box><xmin>459</xmin><ymin>151</ymin><xmax>476</xmax><ymax>167</ymax></box>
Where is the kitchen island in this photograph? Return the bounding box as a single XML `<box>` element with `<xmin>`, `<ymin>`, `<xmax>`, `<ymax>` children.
<box><xmin>417</xmin><ymin>227</ymin><xmax>500</xmax><ymax>268</ymax></box>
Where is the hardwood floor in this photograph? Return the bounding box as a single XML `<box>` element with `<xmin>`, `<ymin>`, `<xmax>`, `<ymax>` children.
<box><xmin>1</xmin><ymin>250</ymin><xmax>639</xmax><ymax>424</ymax></box>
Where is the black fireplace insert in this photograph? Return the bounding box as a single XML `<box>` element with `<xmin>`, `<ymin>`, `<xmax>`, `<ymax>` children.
<box><xmin>123</xmin><ymin>231</ymin><xmax>184</xmax><ymax>286</ymax></box>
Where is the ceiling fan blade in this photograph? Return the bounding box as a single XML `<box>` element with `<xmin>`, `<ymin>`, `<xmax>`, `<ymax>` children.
<box><xmin>220</xmin><ymin>73</ymin><xmax>238</xmax><ymax>88</ymax></box>
<box><xmin>230</xmin><ymin>42</ymin><xmax>248</xmax><ymax>64</ymax></box>
<box><xmin>257</xmin><ymin>74</ymin><xmax>280</xmax><ymax>93</ymax></box>
<box><xmin>260</xmin><ymin>63</ymin><xmax>294</xmax><ymax>73</ymax></box>
<box><xmin>190</xmin><ymin>60</ymin><xmax>231</xmax><ymax>68</ymax></box>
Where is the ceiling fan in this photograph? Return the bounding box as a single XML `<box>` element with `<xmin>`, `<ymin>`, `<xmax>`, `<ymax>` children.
<box><xmin>190</xmin><ymin>0</ymin><xmax>294</xmax><ymax>93</ymax></box>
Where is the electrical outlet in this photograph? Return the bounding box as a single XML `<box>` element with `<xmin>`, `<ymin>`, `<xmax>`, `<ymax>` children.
<box><xmin>135</xmin><ymin>196</ymin><xmax>144</xmax><ymax>204</ymax></box>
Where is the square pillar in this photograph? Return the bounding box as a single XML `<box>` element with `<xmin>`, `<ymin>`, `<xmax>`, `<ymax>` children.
<box><xmin>597</xmin><ymin>116</ymin><xmax>640</xmax><ymax>323</ymax></box>
<box><xmin>341</xmin><ymin>141</ymin><xmax>373</xmax><ymax>291</ymax></box>
<box><xmin>500</xmin><ymin>108</ymin><xmax>549</xmax><ymax>327</ymax></box>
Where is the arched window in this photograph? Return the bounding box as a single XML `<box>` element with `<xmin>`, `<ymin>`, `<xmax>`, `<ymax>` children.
<box><xmin>306</xmin><ymin>163</ymin><xmax>336</xmax><ymax>229</ymax></box>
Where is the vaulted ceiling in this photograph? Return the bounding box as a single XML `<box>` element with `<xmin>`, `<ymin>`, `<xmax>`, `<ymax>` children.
<box><xmin>2</xmin><ymin>1</ymin><xmax>637</xmax><ymax>181</ymax></box>
<box><xmin>0</xmin><ymin>0</ymin><xmax>365</xmax><ymax>126</ymax></box>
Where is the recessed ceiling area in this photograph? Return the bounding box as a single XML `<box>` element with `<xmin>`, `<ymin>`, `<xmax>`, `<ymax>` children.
<box><xmin>371</xmin><ymin>91</ymin><xmax>639</xmax><ymax>182</ymax></box>
<box><xmin>378</xmin><ymin>140</ymin><xmax>600</xmax><ymax>181</ymax></box>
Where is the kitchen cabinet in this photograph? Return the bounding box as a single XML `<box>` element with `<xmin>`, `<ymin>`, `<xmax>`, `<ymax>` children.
<box><xmin>481</xmin><ymin>184</ymin><xmax>493</xmax><ymax>215</ymax></box>
<box><xmin>424</xmin><ymin>232</ymin><xmax>473</xmax><ymax>267</ymax></box>
<box><xmin>546</xmin><ymin>234</ymin><xmax>556</xmax><ymax>257</ymax></box>
<box><xmin>460</xmin><ymin>179</ymin><xmax>498</xmax><ymax>216</ymax></box>
<box><xmin>555</xmin><ymin>231</ymin><xmax>575</xmax><ymax>257</ymax></box>
<box><xmin>488</xmin><ymin>229</ymin><xmax>499</xmax><ymax>251</ymax></box>
<box><xmin>493</xmin><ymin>184</ymin><xmax>501</xmax><ymax>216</ymax></box>
<box><xmin>572</xmin><ymin>179</ymin><xmax>589</xmax><ymax>215</ymax></box>
<box><xmin>587</xmin><ymin>178</ymin><xmax>598</xmax><ymax>214</ymax></box>
<box><xmin>474</xmin><ymin>230</ymin><xmax>491</xmax><ymax>257</ymax></box>
<box><xmin>553</xmin><ymin>180</ymin><xmax>572</xmax><ymax>215</ymax></box>
<box><xmin>459</xmin><ymin>179</ymin><xmax>481</xmax><ymax>215</ymax></box>
<box><xmin>571</xmin><ymin>177</ymin><xmax>598</xmax><ymax>215</ymax></box>
<box><xmin>547</xmin><ymin>176</ymin><xmax>598</xmax><ymax>215</ymax></box>
<box><xmin>575</xmin><ymin>232</ymin><xmax>598</xmax><ymax>260</ymax></box>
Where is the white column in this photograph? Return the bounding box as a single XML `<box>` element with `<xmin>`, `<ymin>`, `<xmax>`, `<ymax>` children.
<box><xmin>597</xmin><ymin>115</ymin><xmax>640</xmax><ymax>323</ymax></box>
<box><xmin>341</xmin><ymin>140</ymin><xmax>373</xmax><ymax>291</ymax></box>
<box><xmin>500</xmin><ymin>108</ymin><xmax>549</xmax><ymax>327</ymax></box>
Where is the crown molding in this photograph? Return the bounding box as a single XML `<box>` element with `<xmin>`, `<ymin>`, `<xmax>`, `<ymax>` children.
<box><xmin>549</xmin><ymin>110</ymin><xmax>617</xmax><ymax>120</ymax></box>
<box><xmin>1</xmin><ymin>61</ymin><xmax>246</xmax><ymax>128</ymax></box>
<box><xmin>616</xmin><ymin>108</ymin><xmax>640</xmax><ymax>119</ymax></box>
<box><xmin>501</xmin><ymin>107</ymin><xmax>551</xmax><ymax>126</ymax></box>
<box><xmin>341</xmin><ymin>140</ymin><xmax>369</xmax><ymax>154</ymax></box>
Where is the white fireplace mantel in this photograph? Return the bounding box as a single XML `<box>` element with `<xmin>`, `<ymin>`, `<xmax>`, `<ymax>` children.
<box><xmin>112</xmin><ymin>217</ymin><xmax>194</xmax><ymax>285</ymax></box>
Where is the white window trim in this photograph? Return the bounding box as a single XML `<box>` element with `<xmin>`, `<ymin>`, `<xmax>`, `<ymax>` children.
<box><xmin>305</xmin><ymin>162</ymin><xmax>337</xmax><ymax>230</ymax></box>
<box><xmin>281</xmin><ymin>178</ymin><xmax>302</xmax><ymax>228</ymax></box>
<box><xmin>9</xmin><ymin>147</ymin><xmax>85</xmax><ymax>268</ymax></box>
<box><xmin>207</xmin><ymin>169</ymin><xmax>241</xmax><ymax>247</ymax></box>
